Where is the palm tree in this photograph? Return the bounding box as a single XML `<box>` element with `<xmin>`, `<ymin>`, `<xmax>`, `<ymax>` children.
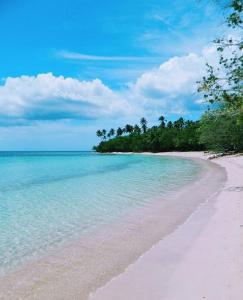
<box><xmin>174</xmin><ymin>117</ymin><xmax>184</xmax><ymax>129</ymax></box>
<box><xmin>96</xmin><ymin>130</ymin><xmax>103</xmax><ymax>140</ymax></box>
<box><xmin>124</xmin><ymin>124</ymin><xmax>134</xmax><ymax>134</ymax></box>
<box><xmin>140</xmin><ymin>117</ymin><xmax>147</xmax><ymax>133</ymax></box>
<box><xmin>116</xmin><ymin>127</ymin><xmax>123</xmax><ymax>136</ymax></box>
<box><xmin>133</xmin><ymin>124</ymin><xmax>141</xmax><ymax>134</ymax></box>
<box><xmin>167</xmin><ymin>121</ymin><xmax>173</xmax><ymax>129</ymax></box>
<box><xmin>109</xmin><ymin>128</ymin><xmax>115</xmax><ymax>137</ymax></box>
<box><xmin>107</xmin><ymin>128</ymin><xmax>115</xmax><ymax>139</ymax></box>
<box><xmin>102</xmin><ymin>129</ymin><xmax>107</xmax><ymax>140</ymax></box>
<box><xmin>158</xmin><ymin>115</ymin><xmax>166</xmax><ymax>128</ymax></box>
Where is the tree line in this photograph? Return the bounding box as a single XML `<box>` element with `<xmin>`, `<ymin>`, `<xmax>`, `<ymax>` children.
<box><xmin>94</xmin><ymin>116</ymin><xmax>204</xmax><ymax>152</ymax></box>
<box><xmin>94</xmin><ymin>0</ymin><xmax>243</xmax><ymax>154</ymax></box>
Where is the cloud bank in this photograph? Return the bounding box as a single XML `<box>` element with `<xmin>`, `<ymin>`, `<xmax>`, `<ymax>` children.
<box><xmin>0</xmin><ymin>73</ymin><xmax>132</xmax><ymax>125</ymax></box>
<box><xmin>129</xmin><ymin>45</ymin><xmax>217</xmax><ymax>114</ymax></box>
<box><xmin>0</xmin><ymin>46</ymin><xmax>217</xmax><ymax>126</ymax></box>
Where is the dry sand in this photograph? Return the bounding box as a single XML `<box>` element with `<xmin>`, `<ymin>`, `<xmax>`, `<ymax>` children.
<box><xmin>90</xmin><ymin>152</ymin><xmax>243</xmax><ymax>300</ymax></box>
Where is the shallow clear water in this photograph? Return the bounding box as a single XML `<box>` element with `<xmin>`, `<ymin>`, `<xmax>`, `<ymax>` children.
<box><xmin>0</xmin><ymin>151</ymin><xmax>200</xmax><ymax>276</ymax></box>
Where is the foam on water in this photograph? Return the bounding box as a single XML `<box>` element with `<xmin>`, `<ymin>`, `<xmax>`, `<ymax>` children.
<box><xmin>0</xmin><ymin>152</ymin><xmax>200</xmax><ymax>276</ymax></box>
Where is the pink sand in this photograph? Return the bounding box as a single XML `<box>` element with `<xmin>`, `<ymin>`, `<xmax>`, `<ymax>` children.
<box><xmin>90</xmin><ymin>152</ymin><xmax>243</xmax><ymax>300</ymax></box>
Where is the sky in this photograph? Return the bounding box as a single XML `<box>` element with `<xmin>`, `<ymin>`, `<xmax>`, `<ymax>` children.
<box><xmin>0</xmin><ymin>0</ymin><xmax>228</xmax><ymax>150</ymax></box>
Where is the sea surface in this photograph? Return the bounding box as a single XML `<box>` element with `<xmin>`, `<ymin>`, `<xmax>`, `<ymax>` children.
<box><xmin>0</xmin><ymin>151</ymin><xmax>201</xmax><ymax>276</ymax></box>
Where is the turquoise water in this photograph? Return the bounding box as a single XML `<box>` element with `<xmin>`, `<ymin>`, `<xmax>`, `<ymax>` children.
<box><xmin>0</xmin><ymin>152</ymin><xmax>200</xmax><ymax>276</ymax></box>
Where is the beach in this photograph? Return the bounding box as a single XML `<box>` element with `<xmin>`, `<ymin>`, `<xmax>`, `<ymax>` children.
<box><xmin>1</xmin><ymin>0</ymin><xmax>242</xmax><ymax>298</ymax></box>
<box><xmin>0</xmin><ymin>152</ymin><xmax>242</xmax><ymax>299</ymax></box>
<box><xmin>90</xmin><ymin>152</ymin><xmax>243</xmax><ymax>300</ymax></box>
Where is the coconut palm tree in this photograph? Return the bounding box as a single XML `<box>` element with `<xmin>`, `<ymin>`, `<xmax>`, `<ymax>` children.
<box><xmin>167</xmin><ymin>121</ymin><xmax>173</xmax><ymax>129</ymax></box>
<box><xmin>124</xmin><ymin>124</ymin><xmax>134</xmax><ymax>134</ymax></box>
<box><xmin>174</xmin><ymin>117</ymin><xmax>184</xmax><ymax>129</ymax></box>
<box><xmin>133</xmin><ymin>124</ymin><xmax>141</xmax><ymax>134</ymax></box>
<box><xmin>107</xmin><ymin>128</ymin><xmax>115</xmax><ymax>139</ymax></box>
<box><xmin>101</xmin><ymin>129</ymin><xmax>107</xmax><ymax>140</ymax></box>
<box><xmin>158</xmin><ymin>115</ymin><xmax>166</xmax><ymax>128</ymax></box>
<box><xmin>116</xmin><ymin>127</ymin><xmax>123</xmax><ymax>136</ymax></box>
<box><xmin>96</xmin><ymin>130</ymin><xmax>103</xmax><ymax>140</ymax></box>
<box><xmin>140</xmin><ymin>117</ymin><xmax>147</xmax><ymax>133</ymax></box>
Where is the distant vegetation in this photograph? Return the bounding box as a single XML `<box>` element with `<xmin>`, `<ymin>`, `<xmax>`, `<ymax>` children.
<box><xmin>94</xmin><ymin>0</ymin><xmax>243</xmax><ymax>153</ymax></box>
<box><xmin>94</xmin><ymin>117</ymin><xmax>204</xmax><ymax>152</ymax></box>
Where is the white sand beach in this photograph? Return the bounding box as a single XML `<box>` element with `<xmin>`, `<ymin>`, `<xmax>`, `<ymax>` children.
<box><xmin>90</xmin><ymin>152</ymin><xmax>243</xmax><ymax>300</ymax></box>
<box><xmin>1</xmin><ymin>0</ymin><xmax>242</xmax><ymax>298</ymax></box>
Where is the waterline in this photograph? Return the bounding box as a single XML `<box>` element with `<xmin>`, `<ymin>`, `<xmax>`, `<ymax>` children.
<box><xmin>0</xmin><ymin>152</ymin><xmax>201</xmax><ymax>276</ymax></box>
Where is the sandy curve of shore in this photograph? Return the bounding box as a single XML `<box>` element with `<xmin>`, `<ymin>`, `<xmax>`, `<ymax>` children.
<box><xmin>90</xmin><ymin>152</ymin><xmax>243</xmax><ymax>300</ymax></box>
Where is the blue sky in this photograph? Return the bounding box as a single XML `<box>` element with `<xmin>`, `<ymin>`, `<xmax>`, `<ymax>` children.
<box><xmin>0</xmin><ymin>0</ymin><xmax>227</xmax><ymax>150</ymax></box>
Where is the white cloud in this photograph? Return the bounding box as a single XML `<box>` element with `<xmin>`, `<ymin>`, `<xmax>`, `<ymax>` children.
<box><xmin>122</xmin><ymin>45</ymin><xmax>218</xmax><ymax>116</ymax></box>
<box><xmin>134</xmin><ymin>53</ymin><xmax>203</xmax><ymax>96</ymax></box>
<box><xmin>0</xmin><ymin>45</ymin><xmax>219</xmax><ymax>126</ymax></box>
<box><xmin>132</xmin><ymin>47</ymin><xmax>218</xmax><ymax>98</ymax></box>
<box><xmin>57</xmin><ymin>50</ymin><xmax>152</xmax><ymax>61</ymax></box>
<box><xmin>0</xmin><ymin>73</ymin><xmax>132</xmax><ymax>123</ymax></box>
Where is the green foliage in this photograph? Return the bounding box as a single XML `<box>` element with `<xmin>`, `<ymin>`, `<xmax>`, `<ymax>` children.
<box><xmin>94</xmin><ymin>117</ymin><xmax>204</xmax><ymax>153</ymax></box>
<box><xmin>197</xmin><ymin>0</ymin><xmax>243</xmax><ymax>152</ymax></box>
<box><xmin>116</xmin><ymin>127</ymin><xmax>123</xmax><ymax>137</ymax></box>
<box><xmin>96</xmin><ymin>130</ymin><xmax>102</xmax><ymax>139</ymax></box>
<box><xmin>158</xmin><ymin>115</ymin><xmax>166</xmax><ymax>128</ymax></box>
<box><xmin>140</xmin><ymin>117</ymin><xmax>147</xmax><ymax>133</ymax></box>
<box><xmin>227</xmin><ymin>0</ymin><xmax>243</xmax><ymax>28</ymax></box>
<box><xmin>107</xmin><ymin>128</ymin><xmax>115</xmax><ymax>138</ymax></box>
<box><xmin>124</xmin><ymin>124</ymin><xmax>134</xmax><ymax>133</ymax></box>
<box><xmin>197</xmin><ymin>0</ymin><xmax>243</xmax><ymax>114</ymax></box>
<box><xmin>199</xmin><ymin>110</ymin><xmax>243</xmax><ymax>152</ymax></box>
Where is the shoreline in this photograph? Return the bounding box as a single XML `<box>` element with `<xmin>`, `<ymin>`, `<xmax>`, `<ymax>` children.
<box><xmin>90</xmin><ymin>152</ymin><xmax>243</xmax><ymax>300</ymax></box>
<box><xmin>0</xmin><ymin>153</ymin><xmax>230</xmax><ymax>299</ymax></box>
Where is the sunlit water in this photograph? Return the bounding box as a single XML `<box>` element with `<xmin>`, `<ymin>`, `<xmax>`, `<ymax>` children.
<box><xmin>0</xmin><ymin>151</ymin><xmax>201</xmax><ymax>276</ymax></box>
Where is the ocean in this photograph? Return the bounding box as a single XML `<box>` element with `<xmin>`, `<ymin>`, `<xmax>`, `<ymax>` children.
<box><xmin>0</xmin><ymin>151</ymin><xmax>201</xmax><ymax>276</ymax></box>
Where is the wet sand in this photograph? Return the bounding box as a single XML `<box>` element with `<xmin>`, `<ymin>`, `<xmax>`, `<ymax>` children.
<box><xmin>0</xmin><ymin>154</ymin><xmax>227</xmax><ymax>300</ymax></box>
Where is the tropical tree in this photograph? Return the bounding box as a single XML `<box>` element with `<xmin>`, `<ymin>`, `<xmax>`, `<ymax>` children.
<box><xmin>198</xmin><ymin>0</ymin><xmax>243</xmax><ymax>116</ymax></box>
<box><xmin>116</xmin><ymin>127</ymin><xmax>123</xmax><ymax>136</ymax></box>
<box><xmin>197</xmin><ymin>0</ymin><xmax>243</xmax><ymax>152</ymax></box>
<box><xmin>107</xmin><ymin>128</ymin><xmax>115</xmax><ymax>139</ymax></box>
<box><xmin>199</xmin><ymin>111</ymin><xmax>243</xmax><ymax>152</ymax></box>
<box><xmin>167</xmin><ymin>121</ymin><xmax>173</xmax><ymax>129</ymax></box>
<box><xmin>133</xmin><ymin>124</ymin><xmax>141</xmax><ymax>134</ymax></box>
<box><xmin>140</xmin><ymin>117</ymin><xmax>147</xmax><ymax>133</ymax></box>
<box><xmin>96</xmin><ymin>130</ymin><xmax>103</xmax><ymax>140</ymax></box>
<box><xmin>158</xmin><ymin>115</ymin><xmax>166</xmax><ymax>128</ymax></box>
<box><xmin>94</xmin><ymin>116</ymin><xmax>204</xmax><ymax>153</ymax></box>
<box><xmin>101</xmin><ymin>129</ymin><xmax>107</xmax><ymax>140</ymax></box>
<box><xmin>173</xmin><ymin>117</ymin><xmax>184</xmax><ymax>129</ymax></box>
<box><xmin>124</xmin><ymin>124</ymin><xmax>134</xmax><ymax>134</ymax></box>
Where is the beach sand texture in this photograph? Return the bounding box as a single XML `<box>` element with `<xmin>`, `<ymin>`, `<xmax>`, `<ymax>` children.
<box><xmin>90</xmin><ymin>152</ymin><xmax>243</xmax><ymax>300</ymax></box>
